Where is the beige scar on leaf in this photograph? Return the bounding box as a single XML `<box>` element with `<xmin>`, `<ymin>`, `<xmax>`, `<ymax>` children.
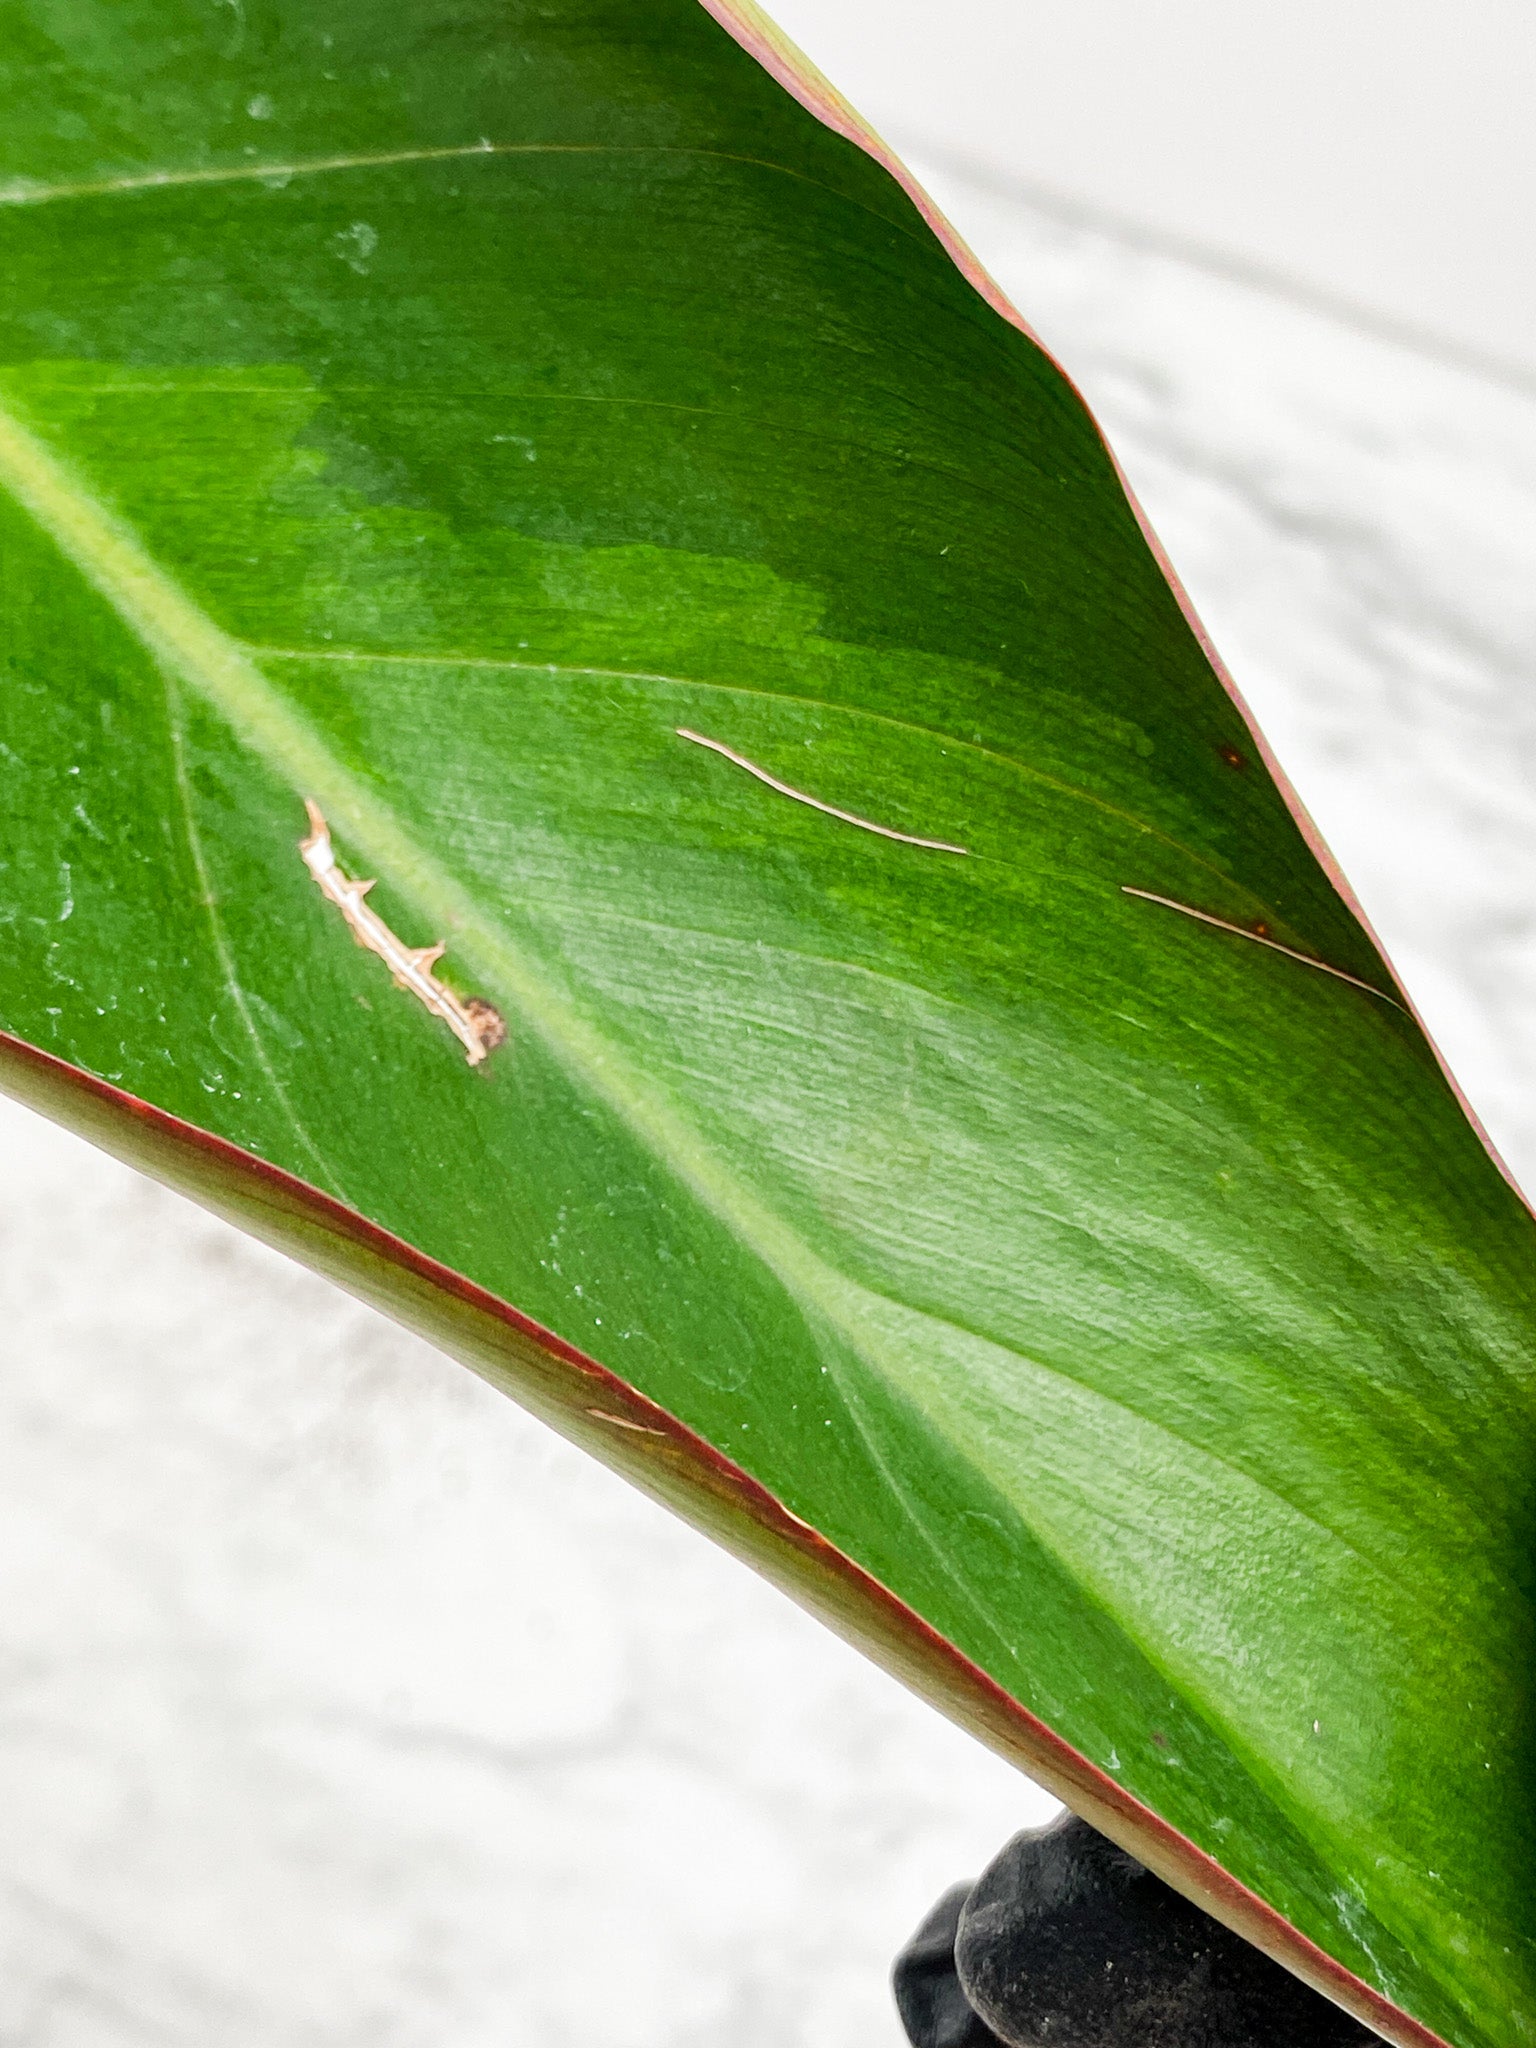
<box><xmin>298</xmin><ymin>800</ymin><xmax>506</xmax><ymax>1066</ymax></box>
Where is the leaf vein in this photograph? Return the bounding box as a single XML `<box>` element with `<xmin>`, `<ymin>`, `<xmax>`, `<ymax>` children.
<box><xmin>163</xmin><ymin>678</ymin><xmax>350</xmax><ymax>1201</ymax></box>
<box><xmin>244</xmin><ymin>642</ymin><xmax>1279</xmax><ymax>918</ymax></box>
<box><xmin>0</xmin><ymin>141</ymin><xmax>930</xmax><ymax>254</ymax></box>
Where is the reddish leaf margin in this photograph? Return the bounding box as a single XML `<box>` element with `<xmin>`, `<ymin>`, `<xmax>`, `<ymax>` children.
<box><xmin>0</xmin><ymin>1025</ymin><xmax>1444</xmax><ymax>2047</ymax></box>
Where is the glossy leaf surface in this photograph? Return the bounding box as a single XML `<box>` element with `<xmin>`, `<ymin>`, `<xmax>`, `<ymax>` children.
<box><xmin>0</xmin><ymin>6</ymin><xmax>1532</xmax><ymax>2043</ymax></box>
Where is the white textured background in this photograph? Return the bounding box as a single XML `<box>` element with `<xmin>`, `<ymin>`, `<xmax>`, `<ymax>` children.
<box><xmin>774</xmin><ymin>0</ymin><xmax>1536</xmax><ymax>379</ymax></box>
<box><xmin>3</xmin><ymin>52</ymin><xmax>1536</xmax><ymax>2048</ymax></box>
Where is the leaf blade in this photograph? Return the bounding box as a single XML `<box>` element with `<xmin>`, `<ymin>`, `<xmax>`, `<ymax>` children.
<box><xmin>0</xmin><ymin>8</ymin><xmax>1531</xmax><ymax>2042</ymax></box>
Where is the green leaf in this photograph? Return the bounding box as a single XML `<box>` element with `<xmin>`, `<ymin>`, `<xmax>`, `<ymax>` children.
<box><xmin>0</xmin><ymin>5</ymin><xmax>1530</xmax><ymax>2042</ymax></box>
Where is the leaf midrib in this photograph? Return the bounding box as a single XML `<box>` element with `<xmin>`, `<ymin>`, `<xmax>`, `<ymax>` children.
<box><xmin>0</xmin><ymin>391</ymin><xmax>1488</xmax><ymax>1656</ymax></box>
<box><xmin>0</xmin><ymin>388</ymin><xmax>940</xmax><ymax>1368</ymax></box>
<box><xmin>5</xmin><ymin>386</ymin><xmax>1515</xmax><ymax>2019</ymax></box>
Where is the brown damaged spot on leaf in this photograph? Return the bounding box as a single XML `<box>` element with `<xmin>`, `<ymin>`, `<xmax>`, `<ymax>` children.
<box><xmin>463</xmin><ymin>997</ymin><xmax>507</xmax><ymax>1055</ymax></box>
<box><xmin>1218</xmin><ymin>741</ymin><xmax>1248</xmax><ymax>770</ymax></box>
<box><xmin>298</xmin><ymin>799</ymin><xmax>506</xmax><ymax>1066</ymax></box>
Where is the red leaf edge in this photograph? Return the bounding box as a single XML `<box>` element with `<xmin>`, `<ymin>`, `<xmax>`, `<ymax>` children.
<box><xmin>0</xmin><ymin>1028</ymin><xmax>1444</xmax><ymax>2048</ymax></box>
<box><xmin>695</xmin><ymin>0</ymin><xmax>1530</xmax><ymax>1231</ymax></box>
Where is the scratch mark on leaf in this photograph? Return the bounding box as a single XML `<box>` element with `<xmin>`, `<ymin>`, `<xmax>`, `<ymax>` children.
<box><xmin>585</xmin><ymin>1408</ymin><xmax>667</xmax><ymax>1436</ymax></box>
<box><xmin>677</xmin><ymin>728</ymin><xmax>969</xmax><ymax>854</ymax></box>
<box><xmin>299</xmin><ymin>801</ymin><xmax>507</xmax><ymax>1064</ymax></box>
<box><xmin>244</xmin><ymin>645</ymin><xmax>1283</xmax><ymax>915</ymax></box>
<box><xmin>1121</xmin><ymin>887</ymin><xmax>1403</xmax><ymax>1009</ymax></box>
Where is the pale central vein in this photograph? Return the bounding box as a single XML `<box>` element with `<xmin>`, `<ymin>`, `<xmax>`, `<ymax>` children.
<box><xmin>0</xmin><ymin>375</ymin><xmax>1070</xmax><ymax>1675</ymax></box>
<box><xmin>0</xmin><ymin>394</ymin><xmax>1441</xmax><ymax>1691</ymax></box>
<box><xmin>0</xmin><ymin>390</ymin><xmax>929</xmax><ymax>1391</ymax></box>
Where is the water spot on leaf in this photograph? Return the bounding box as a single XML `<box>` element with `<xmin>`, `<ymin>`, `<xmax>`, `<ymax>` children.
<box><xmin>330</xmin><ymin>221</ymin><xmax>377</xmax><ymax>275</ymax></box>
